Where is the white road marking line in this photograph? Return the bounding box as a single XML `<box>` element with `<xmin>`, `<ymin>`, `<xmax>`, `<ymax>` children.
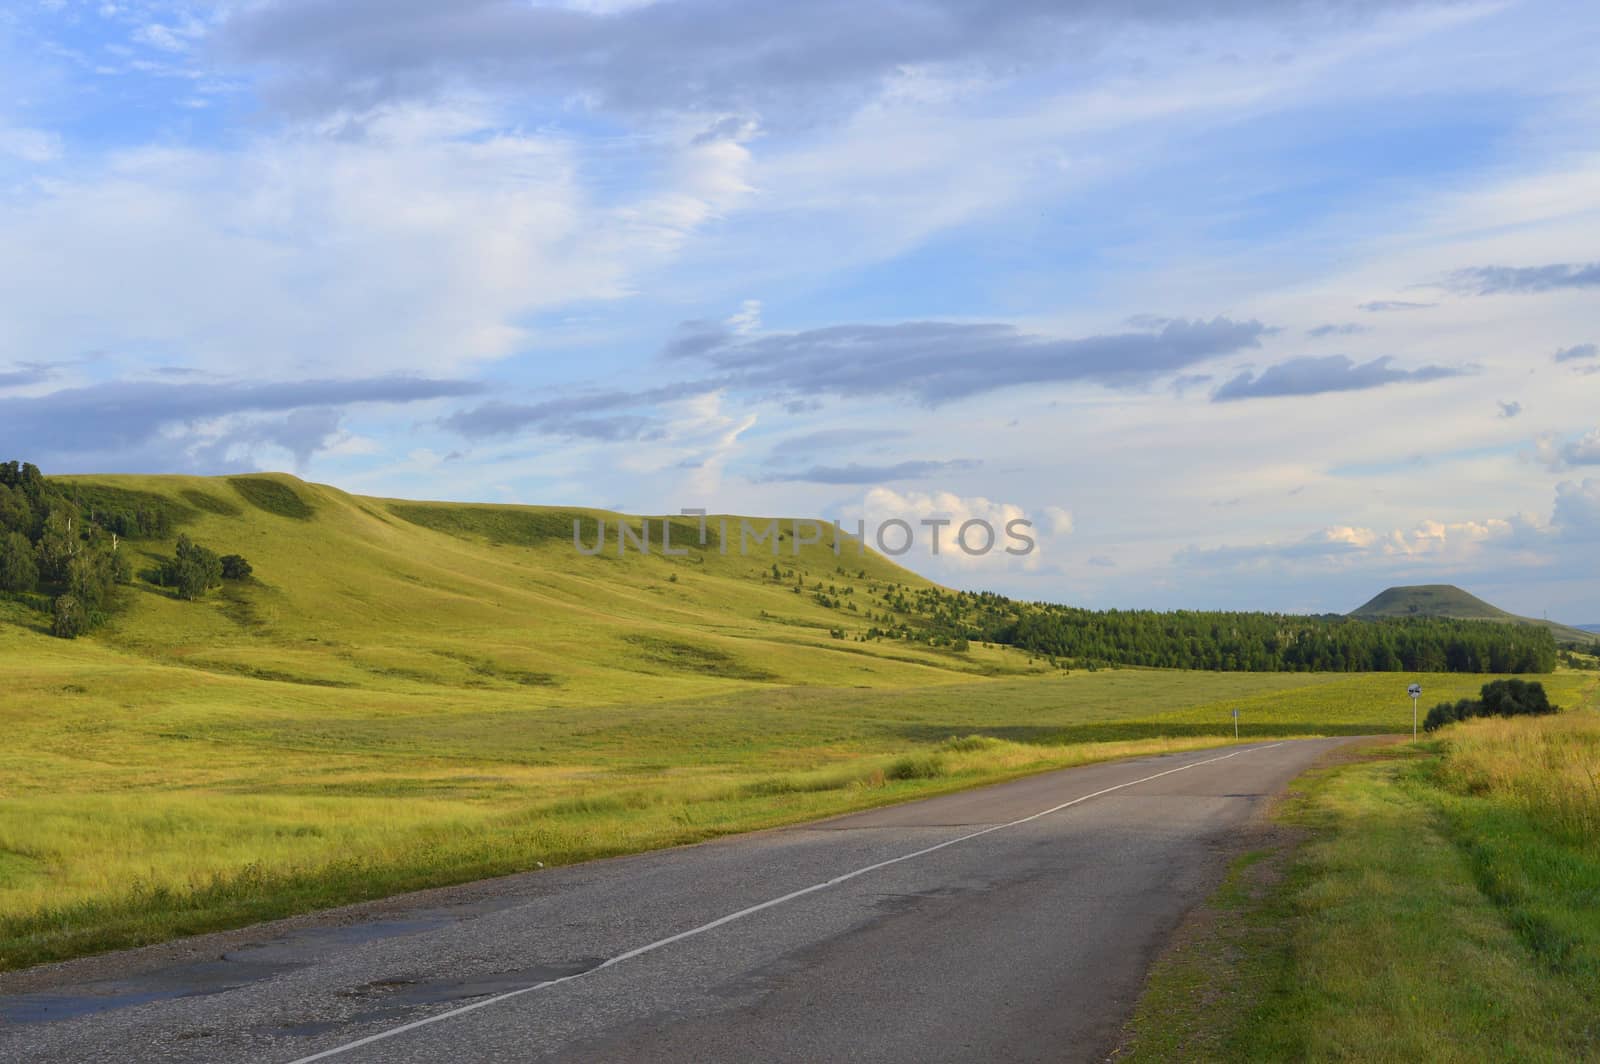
<box><xmin>286</xmin><ymin>741</ymin><xmax>1288</xmax><ymax>1063</ymax></box>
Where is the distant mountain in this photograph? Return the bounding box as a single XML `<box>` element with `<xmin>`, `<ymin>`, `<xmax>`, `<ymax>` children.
<box><xmin>1579</xmin><ymin>624</ymin><xmax>1600</xmax><ymax>635</ymax></box>
<box><xmin>1351</xmin><ymin>585</ymin><xmax>1595</xmax><ymax>645</ymax></box>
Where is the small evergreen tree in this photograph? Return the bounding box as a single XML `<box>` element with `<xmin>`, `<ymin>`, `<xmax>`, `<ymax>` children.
<box><xmin>220</xmin><ymin>554</ymin><xmax>252</xmax><ymax>580</ymax></box>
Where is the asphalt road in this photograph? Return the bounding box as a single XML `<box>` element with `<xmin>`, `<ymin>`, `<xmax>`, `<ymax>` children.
<box><xmin>0</xmin><ymin>738</ymin><xmax>1354</xmax><ymax>1064</ymax></box>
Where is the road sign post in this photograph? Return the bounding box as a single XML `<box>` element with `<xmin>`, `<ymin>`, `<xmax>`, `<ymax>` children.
<box><xmin>1408</xmin><ymin>683</ymin><xmax>1422</xmax><ymax>740</ymax></box>
<box><xmin>1232</xmin><ymin>707</ymin><xmax>1240</xmax><ymax>740</ymax></box>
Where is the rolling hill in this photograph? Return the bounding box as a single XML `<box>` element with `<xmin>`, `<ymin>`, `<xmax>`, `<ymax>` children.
<box><xmin>1350</xmin><ymin>584</ymin><xmax>1594</xmax><ymax>646</ymax></box>
<box><xmin>5</xmin><ymin>472</ymin><xmax>1027</xmax><ymax>704</ymax></box>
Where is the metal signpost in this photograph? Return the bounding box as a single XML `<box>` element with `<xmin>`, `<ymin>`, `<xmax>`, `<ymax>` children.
<box><xmin>1232</xmin><ymin>707</ymin><xmax>1240</xmax><ymax>740</ymax></box>
<box><xmin>1408</xmin><ymin>683</ymin><xmax>1422</xmax><ymax>740</ymax></box>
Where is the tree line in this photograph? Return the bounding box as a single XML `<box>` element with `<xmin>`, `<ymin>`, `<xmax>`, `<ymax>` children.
<box><xmin>814</xmin><ymin>576</ymin><xmax>1558</xmax><ymax>674</ymax></box>
<box><xmin>0</xmin><ymin>461</ymin><xmax>252</xmax><ymax>637</ymax></box>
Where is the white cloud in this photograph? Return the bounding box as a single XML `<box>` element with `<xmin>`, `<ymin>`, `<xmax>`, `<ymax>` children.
<box><xmin>725</xmin><ymin>299</ymin><xmax>762</xmax><ymax>335</ymax></box>
<box><xmin>1043</xmin><ymin>505</ymin><xmax>1074</xmax><ymax>535</ymax></box>
<box><xmin>1536</xmin><ymin>427</ymin><xmax>1600</xmax><ymax>471</ymax></box>
<box><xmin>841</xmin><ymin>487</ymin><xmax>1048</xmax><ymax>574</ymax></box>
<box><xmin>0</xmin><ymin>103</ymin><xmax>751</xmax><ymax>377</ymax></box>
<box><xmin>1553</xmin><ymin>478</ymin><xmax>1600</xmax><ymax>541</ymax></box>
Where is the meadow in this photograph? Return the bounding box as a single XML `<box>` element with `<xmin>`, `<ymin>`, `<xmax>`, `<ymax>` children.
<box><xmin>1</xmin><ymin>472</ymin><xmax>1593</xmax><ymax>970</ymax></box>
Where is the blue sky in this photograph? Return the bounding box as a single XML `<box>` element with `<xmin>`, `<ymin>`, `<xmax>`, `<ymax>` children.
<box><xmin>2</xmin><ymin>0</ymin><xmax>1599</xmax><ymax>619</ymax></box>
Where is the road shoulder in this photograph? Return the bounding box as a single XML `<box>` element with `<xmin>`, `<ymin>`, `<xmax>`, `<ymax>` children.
<box><xmin>1113</xmin><ymin>734</ymin><xmax>1597</xmax><ymax>1062</ymax></box>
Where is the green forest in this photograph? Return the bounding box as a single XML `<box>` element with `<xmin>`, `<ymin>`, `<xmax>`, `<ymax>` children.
<box><xmin>840</xmin><ymin>583</ymin><xmax>1565</xmax><ymax>674</ymax></box>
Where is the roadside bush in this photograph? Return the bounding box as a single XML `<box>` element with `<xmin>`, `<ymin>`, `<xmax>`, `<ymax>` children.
<box><xmin>885</xmin><ymin>754</ymin><xmax>947</xmax><ymax>781</ymax></box>
<box><xmin>1424</xmin><ymin>699</ymin><xmax>1478</xmax><ymax>732</ymax></box>
<box><xmin>1423</xmin><ymin>680</ymin><xmax>1559</xmax><ymax>732</ymax></box>
<box><xmin>1479</xmin><ymin>678</ymin><xmax>1555</xmax><ymax>718</ymax></box>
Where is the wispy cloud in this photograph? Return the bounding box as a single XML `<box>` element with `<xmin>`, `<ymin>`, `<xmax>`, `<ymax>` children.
<box><xmin>1213</xmin><ymin>355</ymin><xmax>1467</xmax><ymax>402</ymax></box>
<box><xmin>1306</xmin><ymin>322</ymin><xmax>1368</xmax><ymax>338</ymax></box>
<box><xmin>767</xmin><ymin>427</ymin><xmax>909</xmax><ymax>456</ymax></box>
<box><xmin>1447</xmin><ymin>261</ymin><xmax>1600</xmax><ymax>295</ymax></box>
<box><xmin>761</xmin><ymin>459</ymin><xmax>978</xmax><ymax>484</ymax></box>
<box><xmin>217</xmin><ymin>0</ymin><xmax>1403</xmax><ymax>121</ymax></box>
<box><xmin>1358</xmin><ymin>300</ymin><xmax>1435</xmax><ymax>312</ymax></box>
<box><xmin>0</xmin><ymin>376</ymin><xmax>481</xmax><ymax>468</ymax></box>
<box><xmin>0</xmin><ymin>364</ymin><xmax>57</xmax><ymax>390</ymax></box>
<box><xmin>1554</xmin><ymin>343</ymin><xmax>1597</xmax><ymax>363</ymax></box>
<box><xmin>672</xmin><ymin>317</ymin><xmax>1268</xmax><ymax>404</ymax></box>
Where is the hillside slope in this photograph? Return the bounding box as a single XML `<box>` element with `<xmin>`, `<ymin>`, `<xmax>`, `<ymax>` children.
<box><xmin>1351</xmin><ymin>585</ymin><xmax>1593</xmax><ymax>645</ymax></box>
<box><xmin>7</xmin><ymin>472</ymin><xmax>1032</xmax><ymax>707</ymax></box>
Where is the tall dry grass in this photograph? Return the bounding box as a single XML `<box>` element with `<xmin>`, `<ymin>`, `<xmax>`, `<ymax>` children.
<box><xmin>1436</xmin><ymin>712</ymin><xmax>1600</xmax><ymax>847</ymax></box>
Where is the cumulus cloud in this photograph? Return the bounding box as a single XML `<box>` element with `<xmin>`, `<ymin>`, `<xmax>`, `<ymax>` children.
<box><xmin>1553</xmin><ymin>479</ymin><xmax>1600</xmax><ymax>541</ymax></box>
<box><xmin>1043</xmin><ymin>506</ymin><xmax>1074</xmax><ymax>535</ymax></box>
<box><xmin>1538</xmin><ymin>428</ymin><xmax>1600</xmax><ymax>471</ymax></box>
<box><xmin>672</xmin><ymin>316</ymin><xmax>1268</xmax><ymax>404</ymax></box>
<box><xmin>1212</xmin><ymin>355</ymin><xmax>1466</xmax><ymax>401</ymax></box>
<box><xmin>1447</xmin><ymin>261</ymin><xmax>1600</xmax><ymax>295</ymax></box>
<box><xmin>841</xmin><ymin>486</ymin><xmax>1048</xmax><ymax>570</ymax></box>
<box><xmin>1176</xmin><ymin>515</ymin><xmax>1540</xmax><ymax>574</ymax></box>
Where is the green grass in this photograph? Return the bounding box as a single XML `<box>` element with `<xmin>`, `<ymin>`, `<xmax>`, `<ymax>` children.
<box><xmin>1121</xmin><ymin>699</ymin><xmax>1600</xmax><ymax>1062</ymax></box>
<box><xmin>4</xmin><ymin>472</ymin><xmax>1595</xmax><ymax>973</ymax></box>
<box><xmin>227</xmin><ymin>474</ymin><xmax>315</xmax><ymax>519</ymax></box>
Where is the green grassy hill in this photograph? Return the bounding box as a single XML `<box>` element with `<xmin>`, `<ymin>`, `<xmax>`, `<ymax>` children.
<box><xmin>18</xmin><ymin>472</ymin><xmax>1030</xmax><ymax>704</ymax></box>
<box><xmin>1350</xmin><ymin>584</ymin><xmax>1594</xmax><ymax>646</ymax></box>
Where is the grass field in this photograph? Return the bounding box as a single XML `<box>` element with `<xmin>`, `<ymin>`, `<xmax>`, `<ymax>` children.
<box><xmin>2</xmin><ymin>473</ymin><xmax>1593</xmax><ymax>972</ymax></box>
<box><xmin>1121</xmin><ymin>702</ymin><xmax>1600</xmax><ymax>1062</ymax></box>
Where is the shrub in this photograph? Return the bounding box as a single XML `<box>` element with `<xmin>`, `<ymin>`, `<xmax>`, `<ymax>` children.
<box><xmin>51</xmin><ymin>594</ymin><xmax>86</xmax><ymax>639</ymax></box>
<box><xmin>1423</xmin><ymin>699</ymin><xmax>1477</xmax><ymax>732</ymax></box>
<box><xmin>220</xmin><ymin>554</ymin><xmax>253</xmax><ymax>580</ymax></box>
<box><xmin>1479</xmin><ymin>678</ymin><xmax>1555</xmax><ymax>718</ymax></box>
<box><xmin>885</xmin><ymin>754</ymin><xmax>947</xmax><ymax>781</ymax></box>
<box><xmin>1423</xmin><ymin>680</ymin><xmax>1559</xmax><ymax>732</ymax></box>
<box><xmin>160</xmin><ymin>535</ymin><xmax>223</xmax><ymax>600</ymax></box>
